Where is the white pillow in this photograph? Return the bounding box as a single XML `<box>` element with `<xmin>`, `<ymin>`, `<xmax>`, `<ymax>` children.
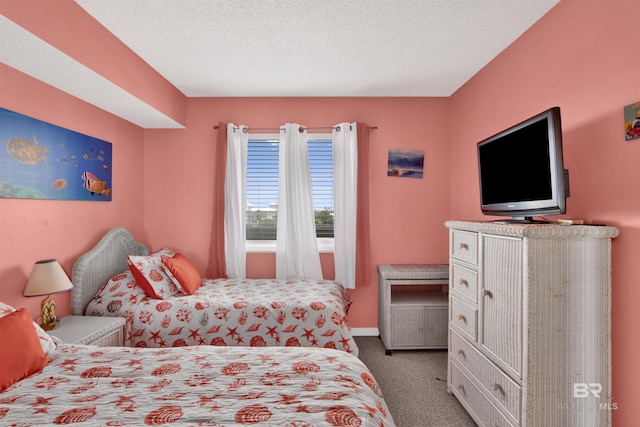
<box><xmin>150</xmin><ymin>247</ymin><xmax>186</xmax><ymax>294</ymax></box>
<box><xmin>127</xmin><ymin>247</ymin><xmax>183</xmax><ymax>299</ymax></box>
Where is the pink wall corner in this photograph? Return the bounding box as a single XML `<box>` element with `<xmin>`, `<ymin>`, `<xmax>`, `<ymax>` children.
<box><xmin>143</xmin><ymin>96</ymin><xmax>452</xmax><ymax>328</ymax></box>
<box><xmin>1</xmin><ymin>0</ymin><xmax>187</xmax><ymax>126</ymax></box>
<box><xmin>0</xmin><ymin>64</ymin><xmax>146</xmax><ymax>319</ymax></box>
<box><xmin>449</xmin><ymin>1</ymin><xmax>640</xmax><ymax>425</ymax></box>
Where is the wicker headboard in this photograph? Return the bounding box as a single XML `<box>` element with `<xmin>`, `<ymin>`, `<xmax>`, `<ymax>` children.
<box><xmin>71</xmin><ymin>227</ymin><xmax>149</xmax><ymax>315</ymax></box>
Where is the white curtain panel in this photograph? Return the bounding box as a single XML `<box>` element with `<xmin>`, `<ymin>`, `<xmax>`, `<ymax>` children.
<box><xmin>224</xmin><ymin>123</ymin><xmax>248</xmax><ymax>279</ymax></box>
<box><xmin>332</xmin><ymin>122</ymin><xmax>358</xmax><ymax>289</ymax></box>
<box><xmin>276</xmin><ymin>123</ymin><xmax>323</xmax><ymax>280</ymax></box>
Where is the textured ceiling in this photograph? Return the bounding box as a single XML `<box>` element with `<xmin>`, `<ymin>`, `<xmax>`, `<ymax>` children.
<box><xmin>1</xmin><ymin>0</ymin><xmax>560</xmax><ymax>127</ymax></box>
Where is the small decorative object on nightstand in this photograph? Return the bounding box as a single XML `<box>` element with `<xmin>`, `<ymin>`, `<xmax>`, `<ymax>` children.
<box><xmin>48</xmin><ymin>315</ymin><xmax>126</xmax><ymax>347</ymax></box>
<box><xmin>23</xmin><ymin>259</ymin><xmax>74</xmax><ymax>331</ymax></box>
<box><xmin>378</xmin><ymin>264</ymin><xmax>449</xmax><ymax>355</ymax></box>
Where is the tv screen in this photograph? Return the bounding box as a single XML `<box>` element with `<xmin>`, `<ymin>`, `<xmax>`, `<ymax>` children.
<box><xmin>477</xmin><ymin>107</ymin><xmax>568</xmax><ymax>222</ymax></box>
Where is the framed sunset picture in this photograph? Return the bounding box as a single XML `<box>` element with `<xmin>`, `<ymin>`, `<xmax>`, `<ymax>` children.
<box><xmin>387</xmin><ymin>148</ymin><xmax>424</xmax><ymax>178</ymax></box>
<box><xmin>0</xmin><ymin>108</ymin><xmax>112</xmax><ymax>201</ymax></box>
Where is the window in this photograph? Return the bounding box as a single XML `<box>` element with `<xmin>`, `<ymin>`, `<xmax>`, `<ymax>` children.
<box><xmin>245</xmin><ymin>133</ymin><xmax>334</xmax><ymax>250</ymax></box>
<box><xmin>307</xmin><ymin>137</ymin><xmax>334</xmax><ymax>238</ymax></box>
<box><xmin>246</xmin><ymin>135</ymin><xmax>279</xmax><ymax>240</ymax></box>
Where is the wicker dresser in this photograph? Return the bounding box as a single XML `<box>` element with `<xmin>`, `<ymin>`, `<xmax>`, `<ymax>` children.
<box><xmin>48</xmin><ymin>315</ymin><xmax>126</xmax><ymax>346</ymax></box>
<box><xmin>445</xmin><ymin>220</ymin><xmax>619</xmax><ymax>427</ymax></box>
<box><xmin>378</xmin><ymin>264</ymin><xmax>449</xmax><ymax>355</ymax></box>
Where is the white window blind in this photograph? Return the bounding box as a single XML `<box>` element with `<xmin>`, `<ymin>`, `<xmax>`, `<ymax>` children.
<box><xmin>245</xmin><ymin>133</ymin><xmax>334</xmax><ymax>242</ymax></box>
<box><xmin>246</xmin><ymin>136</ymin><xmax>279</xmax><ymax>240</ymax></box>
<box><xmin>307</xmin><ymin>137</ymin><xmax>334</xmax><ymax>238</ymax></box>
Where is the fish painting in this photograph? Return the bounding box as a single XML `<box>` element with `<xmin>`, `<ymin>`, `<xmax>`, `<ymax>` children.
<box><xmin>51</xmin><ymin>178</ymin><xmax>66</xmax><ymax>190</ymax></box>
<box><xmin>81</xmin><ymin>171</ymin><xmax>110</xmax><ymax>197</ymax></box>
<box><xmin>0</xmin><ymin>108</ymin><xmax>113</xmax><ymax>201</ymax></box>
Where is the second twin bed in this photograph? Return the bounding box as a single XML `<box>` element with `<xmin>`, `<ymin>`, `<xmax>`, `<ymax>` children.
<box><xmin>72</xmin><ymin>227</ymin><xmax>359</xmax><ymax>355</ymax></box>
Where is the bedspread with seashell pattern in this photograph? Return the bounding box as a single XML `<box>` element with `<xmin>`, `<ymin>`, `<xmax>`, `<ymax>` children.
<box><xmin>0</xmin><ymin>343</ymin><xmax>394</xmax><ymax>426</ymax></box>
<box><xmin>87</xmin><ymin>276</ymin><xmax>359</xmax><ymax>355</ymax></box>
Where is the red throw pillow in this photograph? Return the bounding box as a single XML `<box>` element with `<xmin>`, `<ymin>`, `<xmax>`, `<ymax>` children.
<box><xmin>0</xmin><ymin>307</ymin><xmax>48</xmax><ymax>391</ymax></box>
<box><xmin>161</xmin><ymin>253</ymin><xmax>202</xmax><ymax>295</ymax></box>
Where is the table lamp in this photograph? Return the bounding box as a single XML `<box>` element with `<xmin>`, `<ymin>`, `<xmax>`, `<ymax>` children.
<box><xmin>23</xmin><ymin>259</ymin><xmax>74</xmax><ymax>331</ymax></box>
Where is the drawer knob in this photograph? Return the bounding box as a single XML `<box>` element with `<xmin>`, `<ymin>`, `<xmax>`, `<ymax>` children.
<box><xmin>457</xmin><ymin>384</ymin><xmax>466</xmax><ymax>395</ymax></box>
<box><xmin>483</xmin><ymin>289</ymin><xmax>493</xmax><ymax>298</ymax></box>
<box><xmin>492</xmin><ymin>383</ymin><xmax>506</xmax><ymax>397</ymax></box>
<box><xmin>459</xmin><ymin>242</ymin><xmax>469</xmax><ymax>250</ymax></box>
<box><xmin>457</xmin><ymin>349</ymin><xmax>466</xmax><ymax>359</ymax></box>
<box><xmin>460</xmin><ymin>279</ymin><xmax>469</xmax><ymax>287</ymax></box>
<box><xmin>457</xmin><ymin>314</ymin><xmax>468</xmax><ymax>324</ymax></box>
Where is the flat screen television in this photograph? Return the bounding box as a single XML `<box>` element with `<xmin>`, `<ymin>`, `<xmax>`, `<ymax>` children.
<box><xmin>477</xmin><ymin>106</ymin><xmax>569</xmax><ymax>223</ymax></box>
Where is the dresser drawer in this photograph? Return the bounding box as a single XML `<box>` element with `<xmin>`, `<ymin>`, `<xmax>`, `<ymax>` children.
<box><xmin>451</xmin><ymin>263</ymin><xmax>478</xmax><ymax>303</ymax></box>
<box><xmin>449</xmin><ymin>360</ymin><xmax>515</xmax><ymax>427</ymax></box>
<box><xmin>450</xmin><ymin>329</ymin><xmax>521</xmax><ymax>422</ymax></box>
<box><xmin>450</xmin><ymin>297</ymin><xmax>477</xmax><ymax>341</ymax></box>
<box><xmin>451</xmin><ymin>230</ymin><xmax>478</xmax><ymax>265</ymax></box>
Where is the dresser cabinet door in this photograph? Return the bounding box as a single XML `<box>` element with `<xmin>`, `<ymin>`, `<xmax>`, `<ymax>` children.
<box><xmin>425</xmin><ymin>306</ymin><xmax>448</xmax><ymax>346</ymax></box>
<box><xmin>480</xmin><ymin>235</ymin><xmax>523</xmax><ymax>378</ymax></box>
<box><xmin>391</xmin><ymin>306</ymin><xmax>426</xmax><ymax>347</ymax></box>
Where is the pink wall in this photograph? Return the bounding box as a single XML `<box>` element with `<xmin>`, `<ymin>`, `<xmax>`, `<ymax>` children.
<box><xmin>448</xmin><ymin>2</ymin><xmax>640</xmax><ymax>425</ymax></box>
<box><xmin>143</xmin><ymin>97</ymin><xmax>452</xmax><ymax>328</ymax></box>
<box><xmin>0</xmin><ymin>64</ymin><xmax>146</xmax><ymax>317</ymax></box>
<box><xmin>2</xmin><ymin>0</ymin><xmax>638</xmax><ymax>424</ymax></box>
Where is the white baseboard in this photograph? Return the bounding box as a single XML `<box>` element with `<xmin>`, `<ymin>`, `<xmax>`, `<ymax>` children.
<box><xmin>352</xmin><ymin>327</ymin><xmax>379</xmax><ymax>337</ymax></box>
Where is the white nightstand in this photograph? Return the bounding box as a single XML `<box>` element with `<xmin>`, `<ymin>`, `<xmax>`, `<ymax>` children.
<box><xmin>48</xmin><ymin>315</ymin><xmax>126</xmax><ymax>346</ymax></box>
<box><xmin>378</xmin><ymin>264</ymin><xmax>449</xmax><ymax>355</ymax></box>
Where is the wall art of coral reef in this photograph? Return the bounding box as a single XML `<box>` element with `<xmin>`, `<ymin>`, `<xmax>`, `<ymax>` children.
<box><xmin>0</xmin><ymin>108</ymin><xmax>112</xmax><ymax>201</ymax></box>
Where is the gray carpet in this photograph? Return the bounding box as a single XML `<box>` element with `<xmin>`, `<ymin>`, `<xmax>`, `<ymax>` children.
<box><xmin>354</xmin><ymin>336</ymin><xmax>476</xmax><ymax>427</ymax></box>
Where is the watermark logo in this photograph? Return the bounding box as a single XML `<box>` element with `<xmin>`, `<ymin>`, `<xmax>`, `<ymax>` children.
<box><xmin>559</xmin><ymin>383</ymin><xmax>618</xmax><ymax>411</ymax></box>
<box><xmin>573</xmin><ymin>383</ymin><xmax>602</xmax><ymax>398</ymax></box>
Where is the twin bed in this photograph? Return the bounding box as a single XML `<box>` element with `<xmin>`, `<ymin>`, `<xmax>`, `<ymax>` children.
<box><xmin>71</xmin><ymin>227</ymin><xmax>359</xmax><ymax>354</ymax></box>
<box><xmin>0</xmin><ymin>227</ymin><xmax>395</xmax><ymax>425</ymax></box>
<box><xmin>0</xmin><ymin>303</ymin><xmax>393</xmax><ymax>425</ymax></box>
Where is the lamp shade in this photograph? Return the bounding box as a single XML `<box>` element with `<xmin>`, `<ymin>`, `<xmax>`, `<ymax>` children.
<box><xmin>23</xmin><ymin>259</ymin><xmax>74</xmax><ymax>297</ymax></box>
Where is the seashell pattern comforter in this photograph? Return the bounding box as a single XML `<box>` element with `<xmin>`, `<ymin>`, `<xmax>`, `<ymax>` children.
<box><xmin>86</xmin><ymin>276</ymin><xmax>359</xmax><ymax>355</ymax></box>
<box><xmin>0</xmin><ymin>343</ymin><xmax>394</xmax><ymax>426</ymax></box>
